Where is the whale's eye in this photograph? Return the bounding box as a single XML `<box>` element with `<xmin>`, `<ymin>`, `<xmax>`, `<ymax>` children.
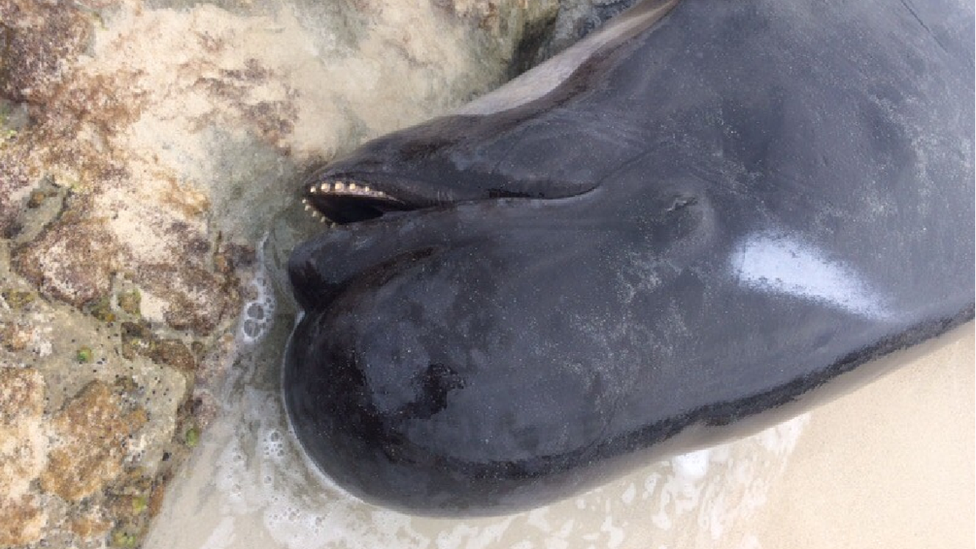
<box><xmin>302</xmin><ymin>180</ymin><xmax>413</xmax><ymax>225</ymax></box>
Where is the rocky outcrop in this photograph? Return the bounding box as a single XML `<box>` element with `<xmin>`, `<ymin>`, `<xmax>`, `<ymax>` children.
<box><xmin>0</xmin><ymin>0</ymin><xmax>572</xmax><ymax>546</ymax></box>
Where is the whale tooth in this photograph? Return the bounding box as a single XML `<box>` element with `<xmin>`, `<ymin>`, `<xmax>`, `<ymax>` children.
<box><xmin>309</xmin><ymin>180</ymin><xmax>393</xmax><ymax>199</ymax></box>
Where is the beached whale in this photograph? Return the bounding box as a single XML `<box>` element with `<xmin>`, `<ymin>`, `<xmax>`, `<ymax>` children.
<box><xmin>284</xmin><ymin>0</ymin><xmax>974</xmax><ymax>515</ymax></box>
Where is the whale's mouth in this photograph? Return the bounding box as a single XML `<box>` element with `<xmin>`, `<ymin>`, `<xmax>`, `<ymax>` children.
<box><xmin>301</xmin><ymin>173</ymin><xmax>547</xmax><ymax>225</ymax></box>
<box><xmin>302</xmin><ymin>177</ymin><xmax>421</xmax><ymax>225</ymax></box>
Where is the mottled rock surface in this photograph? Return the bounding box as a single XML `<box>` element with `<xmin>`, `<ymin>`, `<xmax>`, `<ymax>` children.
<box><xmin>39</xmin><ymin>381</ymin><xmax>148</xmax><ymax>502</ymax></box>
<box><xmin>0</xmin><ymin>0</ymin><xmax>583</xmax><ymax>546</ymax></box>
<box><xmin>0</xmin><ymin>368</ymin><xmax>47</xmax><ymax>548</ymax></box>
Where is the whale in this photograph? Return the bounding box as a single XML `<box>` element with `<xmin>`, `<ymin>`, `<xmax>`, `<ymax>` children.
<box><xmin>284</xmin><ymin>0</ymin><xmax>975</xmax><ymax>515</ymax></box>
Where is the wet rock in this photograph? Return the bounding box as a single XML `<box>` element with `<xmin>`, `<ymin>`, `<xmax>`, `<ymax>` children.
<box><xmin>12</xmin><ymin>212</ymin><xmax>120</xmax><ymax>308</ymax></box>
<box><xmin>0</xmin><ymin>139</ymin><xmax>32</xmax><ymax>239</ymax></box>
<box><xmin>0</xmin><ymin>0</ymin><xmax>93</xmax><ymax>236</ymax></box>
<box><xmin>69</xmin><ymin>509</ymin><xmax>112</xmax><ymax>542</ymax></box>
<box><xmin>0</xmin><ymin>495</ymin><xmax>46</xmax><ymax>548</ymax></box>
<box><xmin>0</xmin><ymin>367</ymin><xmax>47</xmax><ymax>500</ymax></box>
<box><xmin>138</xmin><ymin>263</ymin><xmax>233</xmax><ymax>336</ymax></box>
<box><xmin>151</xmin><ymin>339</ymin><xmax>197</xmax><ymax>373</ymax></box>
<box><xmin>0</xmin><ymin>0</ymin><xmax>598</xmax><ymax>546</ymax></box>
<box><xmin>0</xmin><ymin>0</ymin><xmax>93</xmax><ymax>103</ymax></box>
<box><xmin>121</xmin><ymin>321</ymin><xmax>197</xmax><ymax>372</ymax></box>
<box><xmin>1</xmin><ymin>246</ymin><xmax>189</xmax><ymax>548</ymax></box>
<box><xmin>0</xmin><ymin>288</ymin><xmax>34</xmax><ymax>309</ymax></box>
<box><xmin>119</xmin><ymin>321</ymin><xmax>154</xmax><ymax>359</ymax></box>
<box><xmin>39</xmin><ymin>381</ymin><xmax>148</xmax><ymax>502</ymax></box>
<box><xmin>0</xmin><ymin>368</ymin><xmax>48</xmax><ymax>548</ymax></box>
<box><xmin>116</xmin><ymin>289</ymin><xmax>141</xmax><ymax>316</ymax></box>
<box><xmin>25</xmin><ymin>189</ymin><xmax>46</xmax><ymax>208</ymax></box>
<box><xmin>86</xmin><ymin>294</ymin><xmax>118</xmax><ymax>323</ymax></box>
<box><xmin>1</xmin><ymin>3</ymin><xmax>232</xmax><ymax>334</ymax></box>
<box><xmin>0</xmin><ymin>320</ymin><xmax>32</xmax><ymax>351</ymax></box>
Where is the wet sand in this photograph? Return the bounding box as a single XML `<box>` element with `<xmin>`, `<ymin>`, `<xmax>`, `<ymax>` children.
<box><xmin>751</xmin><ymin>323</ymin><xmax>974</xmax><ymax>549</ymax></box>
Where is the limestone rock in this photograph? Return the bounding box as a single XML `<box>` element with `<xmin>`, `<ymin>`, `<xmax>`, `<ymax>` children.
<box><xmin>39</xmin><ymin>381</ymin><xmax>148</xmax><ymax>502</ymax></box>
<box><xmin>0</xmin><ymin>0</ymin><xmax>591</xmax><ymax>546</ymax></box>
<box><xmin>0</xmin><ymin>495</ymin><xmax>46</xmax><ymax>548</ymax></box>
<box><xmin>0</xmin><ymin>368</ymin><xmax>48</xmax><ymax>548</ymax></box>
<box><xmin>0</xmin><ymin>368</ymin><xmax>47</xmax><ymax>500</ymax></box>
<box><xmin>12</xmin><ymin>213</ymin><xmax>120</xmax><ymax>308</ymax></box>
<box><xmin>0</xmin><ymin>0</ymin><xmax>94</xmax><ymax>236</ymax></box>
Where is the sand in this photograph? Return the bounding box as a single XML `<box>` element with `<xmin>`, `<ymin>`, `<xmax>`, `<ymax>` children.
<box><xmin>752</xmin><ymin>324</ymin><xmax>974</xmax><ymax>549</ymax></box>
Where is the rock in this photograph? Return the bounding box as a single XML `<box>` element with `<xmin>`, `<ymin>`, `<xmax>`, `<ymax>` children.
<box><xmin>0</xmin><ymin>0</ymin><xmax>598</xmax><ymax>545</ymax></box>
<box><xmin>0</xmin><ymin>367</ymin><xmax>47</xmax><ymax>500</ymax></box>
<box><xmin>0</xmin><ymin>0</ymin><xmax>93</xmax><ymax>103</ymax></box>
<box><xmin>69</xmin><ymin>509</ymin><xmax>112</xmax><ymax>542</ymax></box>
<box><xmin>0</xmin><ymin>367</ymin><xmax>48</xmax><ymax>548</ymax></box>
<box><xmin>0</xmin><ymin>288</ymin><xmax>34</xmax><ymax>309</ymax></box>
<box><xmin>0</xmin><ymin>320</ymin><xmax>32</xmax><ymax>352</ymax></box>
<box><xmin>0</xmin><ymin>495</ymin><xmax>46</xmax><ymax>548</ymax></box>
<box><xmin>39</xmin><ymin>381</ymin><xmax>148</xmax><ymax>502</ymax></box>
<box><xmin>0</xmin><ymin>247</ymin><xmax>187</xmax><ymax>548</ymax></box>
<box><xmin>120</xmin><ymin>321</ymin><xmax>197</xmax><ymax>372</ymax></box>
<box><xmin>0</xmin><ymin>0</ymin><xmax>93</xmax><ymax>237</ymax></box>
<box><xmin>116</xmin><ymin>289</ymin><xmax>141</xmax><ymax>316</ymax></box>
<box><xmin>12</xmin><ymin>213</ymin><xmax>120</xmax><ymax>308</ymax></box>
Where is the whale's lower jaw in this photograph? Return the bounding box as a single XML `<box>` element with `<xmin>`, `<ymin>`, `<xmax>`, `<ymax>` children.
<box><xmin>282</xmin><ymin>307</ymin><xmax>974</xmax><ymax>516</ymax></box>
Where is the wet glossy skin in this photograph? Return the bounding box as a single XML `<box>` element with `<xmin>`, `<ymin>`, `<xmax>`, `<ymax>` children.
<box><xmin>284</xmin><ymin>0</ymin><xmax>975</xmax><ymax>515</ymax></box>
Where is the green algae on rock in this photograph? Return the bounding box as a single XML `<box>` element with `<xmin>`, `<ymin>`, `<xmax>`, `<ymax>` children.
<box><xmin>116</xmin><ymin>289</ymin><xmax>141</xmax><ymax>316</ymax></box>
<box><xmin>75</xmin><ymin>347</ymin><xmax>93</xmax><ymax>364</ymax></box>
<box><xmin>0</xmin><ymin>288</ymin><xmax>34</xmax><ymax>309</ymax></box>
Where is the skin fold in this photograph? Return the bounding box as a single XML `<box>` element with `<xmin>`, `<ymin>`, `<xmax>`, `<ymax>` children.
<box><xmin>284</xmin><ymin>0</ymin><xmax>975</xmax><ymax>515</ymax></box>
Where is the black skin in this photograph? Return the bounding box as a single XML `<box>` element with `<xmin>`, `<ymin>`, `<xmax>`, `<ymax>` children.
<box><xmin>285</xmin><ymin>0</ymin><xmax>975</xmax><ymax>515</ymax></box>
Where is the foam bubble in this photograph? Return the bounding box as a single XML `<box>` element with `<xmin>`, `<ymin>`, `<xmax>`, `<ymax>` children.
<box><xmin>620</xmin><ymin>483</ymin><xmax>637</xmax><ymax>505</ymax></box>
<box><xmin>238</xmin><ymin>235</ymin><xmax>276</xmax><ymax>345</ymax></box>
<box><xmin>600</xmin><ymin>514</ymin><xmax>626</xmax><ymax>548</ymax></box>
<box><xmin>259</xmin><ymin>428</ymin><xmax>287</xmax><ymax>463</ymax></box>
<box><xmin>672</xmin><ymin>448</ymin><xmax>711</xmax><ymax>481</ymax></box>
